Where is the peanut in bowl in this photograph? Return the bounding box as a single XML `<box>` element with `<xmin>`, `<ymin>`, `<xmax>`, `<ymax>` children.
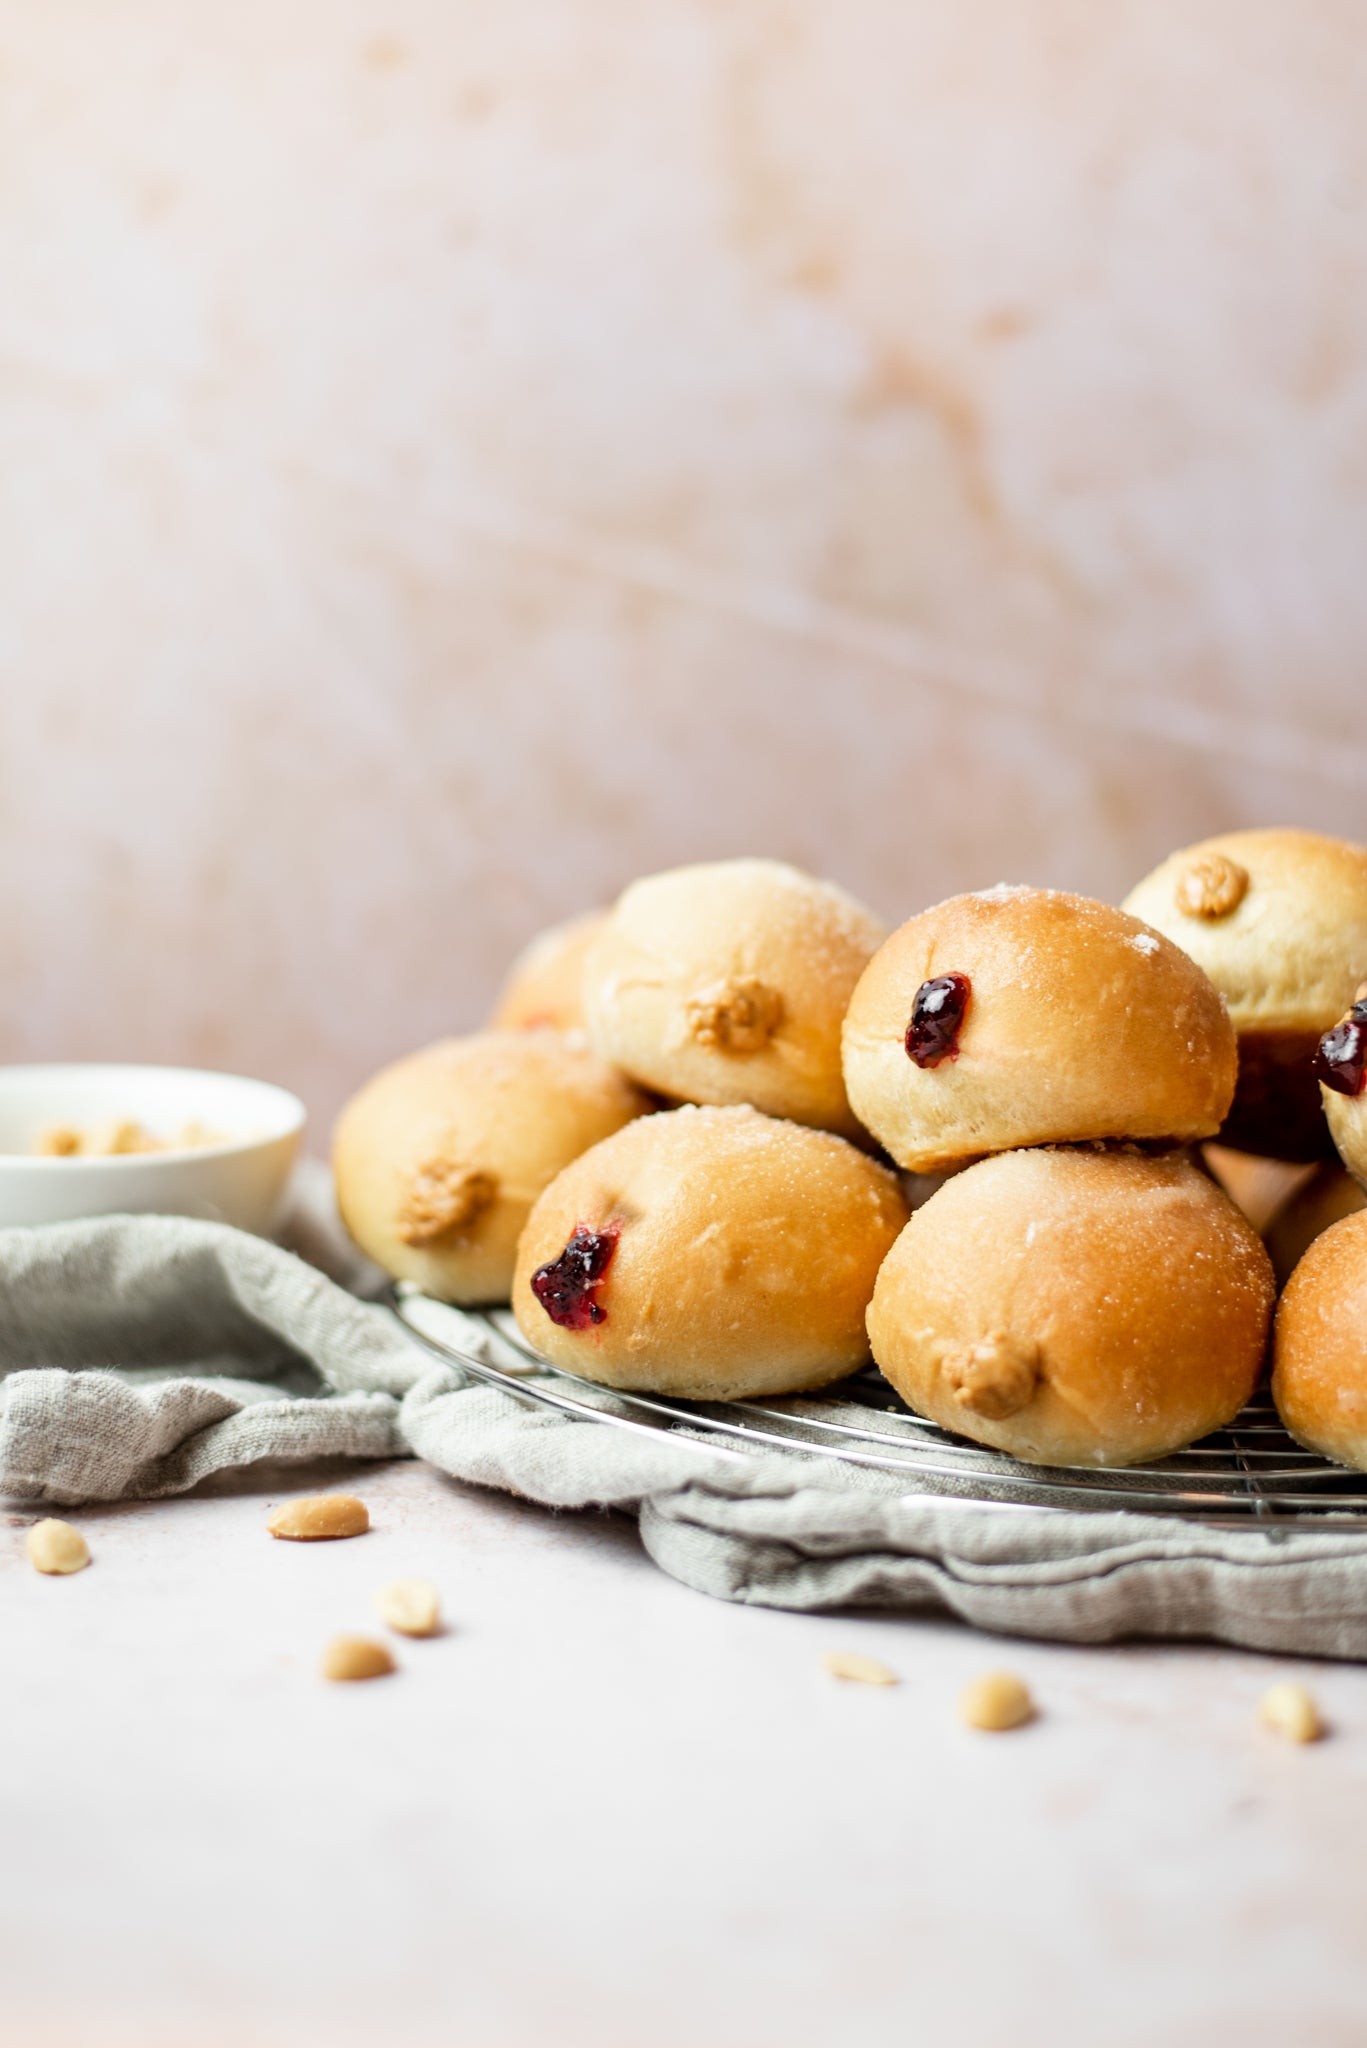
<box><xmin>0</xmin><ymin>1064</ymin><xmax>306</xmax><ymax>1233</ymax></box>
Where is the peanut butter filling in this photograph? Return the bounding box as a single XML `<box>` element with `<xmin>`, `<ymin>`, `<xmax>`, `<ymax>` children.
<box><xmin>397</xmin><ymin>1160</ymin><xmax>498</xmax><ymax>1245</ymax></box>
<box><xmin>685</xmin><ymin>977</ymin><xmax>785</xmax><ymax>1054</ymax></box>
<box><xmin>943</xmin><ymin>1332</ymin><xmax>1041</xmax><ymax>1421</ymax></box>
<box><xmin>1175</xmin><ymin>852</ymin><xmax>1249</xmax><ymax>921</ymax></box>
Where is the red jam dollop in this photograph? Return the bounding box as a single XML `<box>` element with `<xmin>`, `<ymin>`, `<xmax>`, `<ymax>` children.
<box><xmin>1314</xmin><ymin>1002</ymin><xmax>1367</xmax><ymax>1098</ymax></box>
<box><xmin>905</xmin><ymin>973</ymin><xmax>972</xmax><ymax>1069</ymax></box>
<box><xmin>531</xmin><ymin>1223</ymin><xmax>620</xmax><ymax>1329</ymax></box>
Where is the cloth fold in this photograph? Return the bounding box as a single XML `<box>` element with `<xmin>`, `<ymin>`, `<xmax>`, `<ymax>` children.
<box><xmin>4</xmin><ymin>1178</ymin><xmax>1367</xmax><ymax>1658</ymax></box>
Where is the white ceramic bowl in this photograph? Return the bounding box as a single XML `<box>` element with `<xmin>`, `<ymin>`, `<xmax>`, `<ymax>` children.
<box><xmin>0</xmin><ymin>1064</ymin><xmax>306</xmax><ymax>1233</ymax></box>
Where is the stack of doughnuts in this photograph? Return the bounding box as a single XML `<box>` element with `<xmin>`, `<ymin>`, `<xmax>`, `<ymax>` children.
<box><xmin>514</xmin><ymin>858</ymin><xmax>907</xmax><ymax>1396</ymax></box>
<box><xmin>1119</xmin><ymin>829</ymin><xmax>1367</xmax><ymax>1473</ymax></box>
<box><xmin>336</xmin><ymin>859</ymin><xmax>908</xmax><ymax>1400</ymax></box>
<box><xmin>1122</xmin><ymin>829</ymin><xmax>1367</xmax><ymax>1161</ymax></box>
<box><xmin>334</xmin><ymin>831</ymin><xmax>1367</xmax><ymax>1477</ymax></box>
<box><xmin>843</xmin><ymin>885</ymin><xmax>1273</xmax><ymax>1465</ymax></box>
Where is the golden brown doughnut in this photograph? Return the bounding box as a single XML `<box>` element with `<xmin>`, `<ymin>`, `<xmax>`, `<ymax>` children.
<box><xmin>333</xmin><ymin>1031</ymin><xmax>649</xmax><ymax>1303</ymax></box>
<box><xmin>841</xmin><ymin>887</ymin><xmax>1236</xmax><ymax>1174</ymax></box>
<box><xmin>867</xmin><ymin>1146</ymin><xmax>1274</xmax><ymax>1467</ymax></box>
<box><xmin>581</xmin><ymin>859</ymin><xmax>884</xmax><ymax>1137</ymax></box>
<box><xmin>1123</xmin><ymin>830</ymin><xmax>1367</xmax><ymax>1160</ymax></box>
<box><xmin>512</xmin><ymin>1103</ymin><xmax>909</xmax><ymax>1398</ymax></box>
<box><xmin>488</xmin><ymin>910</ymin><xmax>608</xmax><ymax>1035</ymax></box>
<box><xmin>1272</xmin><ymin>1211</ymin><xmax>1367</xmax><ymax>1469</ymax></box>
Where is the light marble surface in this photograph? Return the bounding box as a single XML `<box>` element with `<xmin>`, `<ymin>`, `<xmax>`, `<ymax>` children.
<box><xmin>2</xmin><ymin>2</ymin><xmax>1365</xmax><ymax>1126</ymax></box>
<box><xmin>6</xmin><ymin>1453</ymin><xmax>1367</xmax><ymax>2048</ymax></box>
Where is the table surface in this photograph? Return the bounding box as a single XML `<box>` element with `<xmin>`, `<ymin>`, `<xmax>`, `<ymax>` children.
<box><xmin>6</xmin><ymin>1454</ymin><xmax>1367</xmax><ymax>2048</ymax></box>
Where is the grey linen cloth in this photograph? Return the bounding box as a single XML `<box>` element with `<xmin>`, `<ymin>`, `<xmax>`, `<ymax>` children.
<box><xmin>5</xmin><ymin>1176</ymin><xmax>1367</xmax><ymax>1658</ymax></box>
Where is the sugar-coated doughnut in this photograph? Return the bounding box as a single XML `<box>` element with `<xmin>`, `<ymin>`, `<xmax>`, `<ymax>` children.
<box><xmin>1124</xmin><ymin>829</ymin><xmax>1367</xmax><ymax>1160</ymax></box>
<box><xmin>489</xmin><ymin>910</ymin><xmax>608</xmax><ymax>1035</ymax></box>
<box><xmin>1272</xmin><ymin>1211</ymin><xmax>1367</xmax><ymax>1470</ymax></box>
<box><xmin>511</xmin><ymin>1104</ymin><xmax>909</xmax><ymax>1398</ymax></box>
<box><xmin>581</xmin><ymin>859</ymin><xmax>884</xmax><ymax>1137</ymax></box>
<box><xmin>333</xmin><ymin>1032</ymin><xmax>650</xmax><ymax>1303</ymax></box>
<box><xmin>867</xmin><ymin>1146</ymin><xmax>1274</xmax><ymax>1467</ymax></box>
<box><xmin>841</xmin><ymin>886</ymin><xmax>1236</xmax><ymax>1174</ymax></box>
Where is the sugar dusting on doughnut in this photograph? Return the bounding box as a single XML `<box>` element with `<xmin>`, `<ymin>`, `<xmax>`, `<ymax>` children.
<box><xmin>842</xmin><ymin>888</ymin><xmax>1237</xmax><ymax>1173</ymax></box>
<box><xmin>582</xmin><ymin>859</ymin><xmax>885</xmax><ymax>1137</ymax></box>
<box><xmin>869</xmin><ymin>1146</ymin><xmax>1273</xmax><ymax>1467</ymax></box>
<box><xmin>513</xmin><ymin>1104</ymin><xmax>909</xmax><ymax>1398</ymax></box>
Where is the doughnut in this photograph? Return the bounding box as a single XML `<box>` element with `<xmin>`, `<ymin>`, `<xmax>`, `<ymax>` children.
<box><xmin>841</xmin><ymin>886</ymin><xmax>1236</xmax><ymax>1174</ymax></box>
<box><xmin>1317</xmin><ymin>987</ymin><xmax>1367</xmax><ymax>1190</ymax></box>
<box><xmin>1272</xmin><ymin>1211</ymin><xmax>1367</xmax><ymax>1470</ymax></box>
<box><xmin>333</xmin><ymin>1031</ymin><xmax>649</xmax><ymax>1303</ymax></box>
<box><xmin>511</xmin><ymin>1103</ymin><xmax>909</xmax><ymax>1398</ymax></box>
<box><xmin>867</xmin><ymin>1146</ymin><xmax>1274</xmax><ymax>1467</ymax></box>
<box><xmin>581</xmin><ymin>859</ymin><xmax>884</xmax><ymax>1137</ymax></box>
<box><xmin>1123</xmin><ymin>829</ymin><xmax>1367</xmax><ymax>1160</ymax></box>
<box><xmin>489</xmin><ymin>910</ymin><xmax>608</xmax><ymax>1035</ymax></box>
<box><xmin>1265</xmin><ymin>1164</ymin><xmax>1367</xmax><ymax>1289</ymax></box>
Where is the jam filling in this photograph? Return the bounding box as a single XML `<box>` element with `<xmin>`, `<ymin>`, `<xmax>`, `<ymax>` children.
<box><xmin>1314</xmin><ymin>1002</ymin><xmax>1367</xmax><ymax>1099</ymax></box>
<box><xmin>531</xmin><ymin>1223</ymin><xmax>620</xmax><ymax>1329</ymax></box>
<box><xmin>905</xmin><ymin>973</ymin><xmax>972</xmax><ymax>1069</ymax></box>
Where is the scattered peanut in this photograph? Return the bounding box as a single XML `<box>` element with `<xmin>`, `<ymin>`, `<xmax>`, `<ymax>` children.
<box><xmin>960</xmin><ymin>1670</ymin><xmax>1034</xmax><ymax>1732</ymax></box>
<box><xmin>322</xmin><ymin>1636</ymin><xmax>396</xmax><ymax>1682</ymax></box>
<box><xmin>1258</xmin><ymin>1682</ymin><xmax>1323</xmax><ymax>1744</ymax></box>
<box><xmin>823</xmin><ymin>1650</ymin><xmax>899</xmax><ymax>1687</ymax></box>
<box><xmin>25</xmin><ymin>1519</ymin><xmax>91</xmax><ymax>1575</ymax></box>
<box><xmin>375</xmin><ymin>1577</ymin><xmax>442</xmax><ymax>1638</ymax></box>
<box><xmin>267</xmin><ymin>1495</ymin><xmax>370</xmax><ymax>1541</ymax></box>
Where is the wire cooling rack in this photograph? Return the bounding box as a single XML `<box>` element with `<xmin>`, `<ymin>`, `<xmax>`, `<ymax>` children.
<box><xmin>392</xmin><ymin>1287</ymin><xmax>1367</xmax><ymax>1528</ymax></box>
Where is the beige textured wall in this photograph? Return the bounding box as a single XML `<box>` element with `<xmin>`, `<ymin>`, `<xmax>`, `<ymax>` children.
<box><xmin>2</xmin><ymin>1</ymin><xmax>1364</xmax><ymax>1129</ymax></box>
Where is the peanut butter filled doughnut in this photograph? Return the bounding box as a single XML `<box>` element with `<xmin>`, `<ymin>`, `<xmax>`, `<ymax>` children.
<box><xmin>512</xmin><ymin>1104</ymin><xmax>908</xmax><ymax>1398</ymax></box>
<box><xmin>1124</xmin><ymin>830</ymin><xmax>1367</xmax><ymax>1160</ymax></box>
<box><xmin>334</xmin><ymin>1032</ymin><xmax>649</xmax><ymax>1303</ymax></box>
<box><xmin>842</xmin><ymin>887</ymin><xmax>1235</xmax><ymax>1174</ymax></box>
<box><xmin>582</xmin><ymin>860</ymin><xmax>884</xmax><ymax>1138</ymax></box>
<box><xmin>868</xmin><ymin>1146</ymin><xmax>1273</xmax><ymax>1467</ymax></box>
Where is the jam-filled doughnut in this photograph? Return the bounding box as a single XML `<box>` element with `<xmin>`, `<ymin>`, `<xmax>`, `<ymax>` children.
<box><xmin>1318</xmin><ymin>988</ymin><xmax>1367</xmax><ymax>1190</ymax></box>
<box><xmin>581</xmin><ymin>859</ymin><xmax>885</xmax><ymax>1137</ymax></box>
<box><xmin>1273</xmin><ymin>1210</ymin><xmax>1367</xmax><ymax>1470</ymax></box>
<box><xmin>841</xmin><ymin>886</ymin><xmax>1236</xmax><ymax>1174</ymax></box>
<box><xmin>333</xmin><ymin>1032</ymin><xmax>649</xmax><ymax>1304</ymax></box>
<box><xmin>489</xmin><ymin>910</ymin><xmax>608</xmax><ymax>1035</ymax></box>
<box><xmin>511</xmin><ymin>1104</ymin><xmax>909</xmax><ymax>1397</ymax></box>
<box><xmin>868</xmin><ymin>1146</ymin><xmax>1274</xmax><ymax>1467</ymax></box>
<box><xmin>1123</xmin><ymin>830</ymin><xmax>1367</xmax><ymax>1161</ymax></box>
